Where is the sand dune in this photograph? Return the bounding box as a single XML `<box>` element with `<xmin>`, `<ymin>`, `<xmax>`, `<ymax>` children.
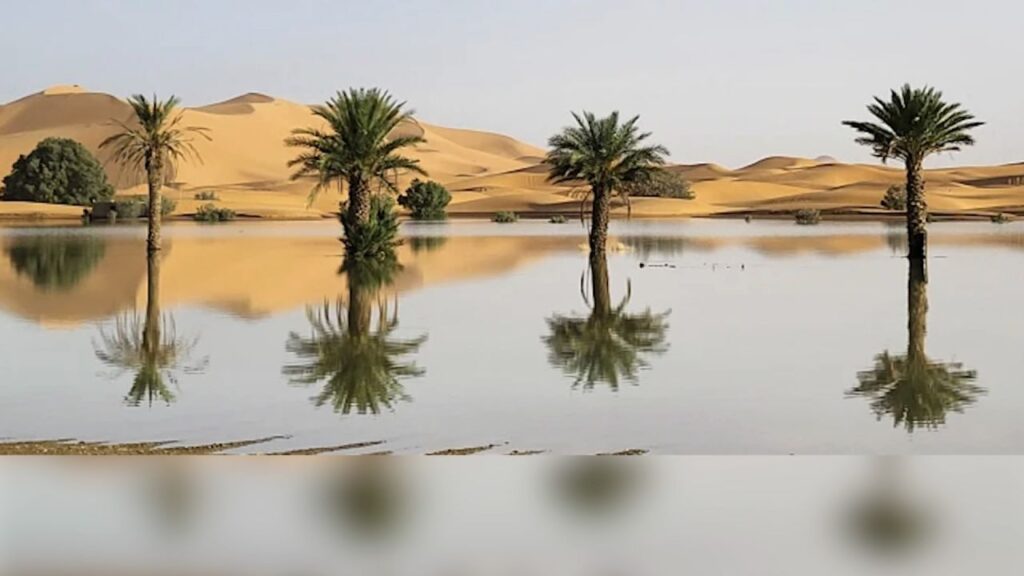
<box><xmin>2</xmin><ymin>85</ymin><xmax>1024</xmax><ymax>219</ymax></box>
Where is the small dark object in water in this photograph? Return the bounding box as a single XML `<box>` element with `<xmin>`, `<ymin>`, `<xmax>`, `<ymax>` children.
<box><xmin>744</xmin><ymin>215</ymin><xmax>752</xmax><ymax>223</ymax></box>
<box><xmin>639</xmin><ymin>262</ymin><xmax>645</xmax><ymax>268</ymax></box>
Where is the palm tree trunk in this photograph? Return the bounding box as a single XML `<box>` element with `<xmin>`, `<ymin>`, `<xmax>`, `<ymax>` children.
<box><xmin>347</xmin><ymin>176</ymin><xmax>371</xmax><ymax>227</ymax></box>
<box><xmin>589</xmin><ymin>252</ymin><xmax>612</xmax><ymax>318</ymax></box>
<box><xmin>145</xmin><ymin>155</ymin><xmax>163</xmax><ymax>253</ymax></box>
<box><xmin>905</xmin><ymin>159</ymin><xmax>927</xmax><ymax>260</ymax></box>
<box><xmin>907</xmin><ymin>259</ymin><xmax>928</xmax><ymax>363</ymax></box>
<box><xmin>589</xmin><ymin>186</ymin><xmax>611</xmax><ymax>255</ymax></box>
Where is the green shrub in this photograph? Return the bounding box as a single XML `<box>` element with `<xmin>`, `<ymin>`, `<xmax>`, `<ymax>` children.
<box><xmin>408</xmin><ymin>236</ymin><xmax>448</xmax><ymax>253</ymax></box>
<box><xmin>621</xmin><ymin>170</ymin><xmax>695</xmax><ymax>199</ymax></box>
<box><xmin>991</xmin><ymin>212</ymin><xmax>1014</xmax><ymax>223</ymax></box>
<box><xmin>881</xmin><ymin>184</ymin><xmax>906</xmax><ymax>211</ymax></box>
<box><xmin>194</xmin><ymin>190</ymin><xmax>219</xmax><ymax>201</ymax></box>
<box><xmin>341</xmin><ymin>195</ymin><xmax>401</xmax><ymax>261</ymax></box>
<box><xmin>548</xmin><ymin>215</ymin><xmax>568</xmax><ymax>224</ymax></box>
<box><xmin>795</xmin><ymin>209</ymin><xmax>821</xmax><ymax>225</ymax></box>
<box><xmin>193</xmin><ymin>203</ymin><xmax>236</xmax><ymax>222</ymax></box>
<box><xmin>1</xmin><ymin>137</ymin><xmax>114</xmax><ymax>205</ymax></box>
<box><xmin>492</xmin><ymin>211</ymin><xmax>518</xmax><ymax>223</ymax></box>
<box><xmin>113</xmin><ymin>197</ymin><xmax>146</xmax><ymax>219</ymax></box>
<box><xmin>397</xmin><ymin>179</ymin><xmax>451</xmax><ymax>220</ymax></box>
<box><xmin>156</xmin><ymin>196</ymin><xmax>177</xmax><ymax>217</ymax></box>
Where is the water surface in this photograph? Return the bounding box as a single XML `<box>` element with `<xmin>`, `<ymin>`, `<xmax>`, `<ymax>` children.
<box><xmin>2</xmin><ymin>219</ymin><xmax>1022</xmax><ymax>454</ymax></box>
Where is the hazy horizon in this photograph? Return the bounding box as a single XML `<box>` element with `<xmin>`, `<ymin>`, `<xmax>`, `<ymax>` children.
<box><xmin>2</xmin><ymin>0</ymin><xmax>1022</xmax><ymax>168</ymax></box>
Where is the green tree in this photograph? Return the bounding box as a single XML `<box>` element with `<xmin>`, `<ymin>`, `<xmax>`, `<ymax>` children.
<box><xmin>286</xmin><ymin>88</ymin><xmax>425</xmax><ymax>257</ymax></box>
<box><xmin>283</xmin><ymin>257</ymin><xmax>426</xmax><ymax>415</ymax></box>
<box><xmin>544</xmin><ymin>254</ymin><xmax>670</xmax><ymax>390</ymax></box>
<box><xmin>848</xmin><ymin>261</ymin><xmax>983</xmax><ymax>431</ymax></box>
<box><xmin>621</xmin><ymin>169</ymin><xmax>694</xmax><ymax>199</ymax></box>
<box><xmin>843</xmin><ymin>85</ymin><xmax>982</xmax><ymax>260</ymax></box>
<box><xmin>546</xmin><ymin>111</ymin><xmax>668</xmax><ymax>254</ymax></box>
<box><xmin>100</xmin><ymin>95</ymin><xmax>210</xmax><ymax>253</ymax></box>
<box><xmin>397</xmin><ymin>179</ymin><xmax>451</xmax><ymax>219</ymax></box>
<box><xmin>94</xmin><ymin>254</ymin><xmax>205</xmax><ymax>406</ymax></box>
<box><xmin>1</xmin><ymin>137</ymin><xmax>114</xmax><ymax>205</ymax></box>
<box><xmin>4</xmin><ymin>234</ymin><xmax>107</xmax><ymax>292</ymax></box>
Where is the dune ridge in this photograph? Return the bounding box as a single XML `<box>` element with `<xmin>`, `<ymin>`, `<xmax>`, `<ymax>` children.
<box><xmin>2</xmin><ymin>85</ymin><xmax>1024</xmax><ymax>219</ymax></box>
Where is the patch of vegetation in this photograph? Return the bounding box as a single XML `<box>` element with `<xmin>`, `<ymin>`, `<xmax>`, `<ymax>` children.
<box><xmin>492</xmin><ymin>211</ymin><xmax>518</xmax><ymax>223</ymax></box>
<box><xmin>111</xmin><ymin>196</ymin><xmax>177</xmax><ymax>219</ymax></box>
<box><xmin>341</xmin><ymin>194</ymin><xmax>401</xmax><ymax>261</ymax></box>
<box><xmin>156</xmin><ymin>196</ymin><xmax>177</xmax><ymax>217</ymax></box>
<box><xmin>548</xmin><ymin>215</ymin><xmax>568</xmax><ymax>224</ymax></box>
<box><xmin>621</xmin><ymin>170</ymin><xmax>695</xmax><ymax>199</ymax></box>
<box><xmin>1</xmin><ymin>137</ymin><xmax>114</xmax><ymax>205</ymax></box>
<box><xmin>194</xmin><ymin>190</ymin><xmax>219</xmax><ymax>201</ymax></box>
<box><xmin>113</xmin><ymin>197</ymin><xmax>146</xmax><ymax>219</ymax></box>
<box><xmin>881</xmin><ymin>184</ymin><xmax>907</xmax><ymax>211</ymax></box>
<box><xmin>397</xmin><ymin>179</ymin><xmax>451</xmax><ymax>220</ymax></box>
<box><xmin>991</xmin><ymin>212</ymin><xmax>1014</xmax><ymax>223</ymax></box>
<box><xmin>193</xmin><ymin>203</ymin><xmax>236</xmax><ymax>222</ymax></box>
<box><xmin>795</xmin><ymin>209</ymin><xmax>821</xmax><ymax>225</ymax></box>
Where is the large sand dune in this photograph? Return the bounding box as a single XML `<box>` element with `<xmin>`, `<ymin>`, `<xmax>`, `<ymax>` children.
<box><xmin>2</xmin><ymin>85</ymin><xmax>1024</xmax><ymax>220</ymax></box>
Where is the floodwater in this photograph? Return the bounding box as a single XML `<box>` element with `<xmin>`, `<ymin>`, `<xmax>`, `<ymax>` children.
<box><xmin>2</xmin><ymin>219</ymin><xmax>1023</xmax><ymax>454</ymax></box>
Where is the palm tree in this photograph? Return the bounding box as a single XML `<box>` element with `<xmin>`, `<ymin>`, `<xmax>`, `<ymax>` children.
<box><xmin>546</xmin><ymin>111</ymin><xmax>669</xmax><ymax>255</ymax></box>
<box><xmin>100</xmin><ymin>95</ymin><xmax>210</xmax><ymax>253</ymax></box>
<box><xmin>286</xmin><ymin>88</ymin><xmax>426</xmax><ymax>252</ymax></box>
<box><xmin>848</xmin><ymin>261</ymin><xmax>983</xmax><ymax>431</ymax></box>
<box><xmin>283</xmin><ymin>258</ymin><xmax>426</xmax><ymax>415</ymax></box>
<box><xmin>843</xmin><ymin>85</ymin><xmax>983</xmax><ymax>261</ymax></box>
<box><xmin>94</xmin><ymin>253</ymin><xmax>206</xmax><ymax>406</ymax></box>
<box><xmin>544</xmin><ymin>254</ymin><xmax>670</xmax><ymax>390</ymax></box>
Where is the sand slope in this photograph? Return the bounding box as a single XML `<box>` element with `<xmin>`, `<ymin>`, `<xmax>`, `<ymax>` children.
<box><xmin>2</xmin><ymin>85</ymin><xmax>1024</xmax><ymax>219</ymax></box>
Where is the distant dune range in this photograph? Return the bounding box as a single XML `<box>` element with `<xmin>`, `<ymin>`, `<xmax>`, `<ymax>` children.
<box><xmin>3</xmin><ymin>85</ymin><xmax>1024</xmax><ymax>219</ymax></box>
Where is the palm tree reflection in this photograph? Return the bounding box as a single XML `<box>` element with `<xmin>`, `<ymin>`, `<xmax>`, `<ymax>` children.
<box><xmin>94</xmin><ymin>253</ymin><xmax>205</xmax><ymax>406</ymax></box>
<box><xmin>544</xmin><ymin>253</ymin><xmax>669</xmax><ymax>390</ymax></box>
<box><xmin>284</xmin><ymin>257</ymin><xmax>426</xmax><ymax>415</ymax></box>
<box><xmin>848</xmin><ymin>261</ymin><xmax>983</xmax><ymax>431</ymax></box>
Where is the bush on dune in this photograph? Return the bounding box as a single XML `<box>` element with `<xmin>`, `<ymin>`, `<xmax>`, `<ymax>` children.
<box><xmin>881</xmin><ymin>184</ymin><xmax>907</xmax><ymax>211</ymax></box>
<box><xmin>621</xmin><ymin>170</ymin><xmax>694</xmax><ymax>200</ymax></box>
<box><xmin>492</xmin><ymin>211</ymin><xmax>518</xmax><ymax>223</ymax></box>
<box><xmin>193</xmin><ymin>203</ymin><xmax>236</xmax><ymax>222</ymax></box>
<box><xmin>795</xmin><ymin>209</ymin><xmax>821</xmax><ymax>225</ymax></box>
<box><xmin>1</xmin><ymin>137</ymin><xmax>114</xmax><ymax>205</ymax></box>
<box><xmin>397</xmin><ymin>179</ymin><xmax>451</xmax><ymax>219</ymax></box>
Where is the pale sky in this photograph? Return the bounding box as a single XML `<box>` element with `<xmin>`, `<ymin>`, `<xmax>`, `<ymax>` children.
<box><xmin>2</xmin><ymin>0</ymin><xmax>1021</xmax><ymax>167</ymax></box>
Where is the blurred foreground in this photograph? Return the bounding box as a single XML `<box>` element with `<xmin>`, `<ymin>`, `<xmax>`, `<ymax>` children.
<box><xmin>2</xmin><ymin>457</ymin><xmax>1022</xmax><ymax>575</ymax></box>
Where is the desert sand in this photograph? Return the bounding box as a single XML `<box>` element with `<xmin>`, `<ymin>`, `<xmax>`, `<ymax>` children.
<box><xmin>3</xmin><ymin>85</ymin><xmax>1024</xmax><ymax>220</ymax></box>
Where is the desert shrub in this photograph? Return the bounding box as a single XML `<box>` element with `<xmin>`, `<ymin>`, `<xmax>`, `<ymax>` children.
<box><xmin>621</xmin><ymin>170</ymin><xmax>695</xmax><ymax>199</ymax></box>
<box><xmin>341</xmin><ymin>194</ymin><xmax>401</xmax><ymax>261</ymax></box>
<box><xmin>1</xmin><ymin>137</ymin><xmax>114</xmax><ymax>205</ymax></box>
<box><xmin>492</xmin><ymin>211</ymin><xmax>518</xmax><ymax>223</ymax></box>
<box><xmin>397</xmin><ymin>179</ymin><xmax>451</xmax><ymax>220</ymax></box>
<box><xmin>113</xmin><ymin>197</ymin><xmax>146</xmax><ymax>219</ymax></box>
<box><xmin>991</xmin><ymin>212</ymin><xmax>1014</xmax><ymax>223</ymax></box>
<box><xmin>194</xmin><ymin>190</ymin><xmax>219</xmax><ymax>201</ymax></box>
<box><xmin>548</xmin><ymin>215</ymin><xmax>568</xmax><ymax>224</ymax></box>
<box><xmin>156</xmin><ymin>196</ymin><xmax>177</xmax><ymax>217</ymax></box>
<box><xmin>193</xmin><ymin>203</ymin><xmax>236</xmax><ymax>222</ymax></box>
<box><xmin>795</xmin><ymin>209</ymin><xmax>821</xmax><ymax>225</ymax></box>
<box><xmin>881</xmin><ymin>184</ymin><xmax>906</xmax><ymax>211</ymax></box>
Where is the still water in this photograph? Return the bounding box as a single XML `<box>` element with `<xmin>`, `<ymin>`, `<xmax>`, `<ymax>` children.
<box><xmin>1</xmin><ymin>219</ymin><xmax>1022</xmax><ymax>454</ymax></box>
